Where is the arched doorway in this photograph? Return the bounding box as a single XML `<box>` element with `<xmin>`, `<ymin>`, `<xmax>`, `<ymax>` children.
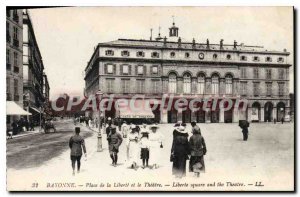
<box><xmin>264</xmin><ymin>102</ymin><xmax>273</xmax><ymax>122</ymax></box>
<box><xmin>277</xmin><ymin>102</ymin><xmax>285</xmax><ymax>122</ymax></box>
<box><xmin>251</xmin><ymin>102</ymin><xmax>261</xmax><ymax>122</ymax></box>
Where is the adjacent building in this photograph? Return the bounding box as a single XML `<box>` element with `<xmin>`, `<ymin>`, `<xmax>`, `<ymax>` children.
<box><xmin>6</xmin><ymin>9</ymin><xmax>24</xmax><ymax>126</ymax></box>
<box><xmin>84</xmin><ymin>21</ymin><xmax>291</xmax><ymax>123</ymax></box>
<box><xmin>22</xmin><ymin>9</ymin><xmax>46</xmax><ymax>123</ymax></box>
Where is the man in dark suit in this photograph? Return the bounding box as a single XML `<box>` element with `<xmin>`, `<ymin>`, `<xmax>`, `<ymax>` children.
<box><xmin>107</xmin><ymin>125</ymin><xmax>123</xmax><ymax>167</ymax></box>
<box><xmin>69</xmin><ymin>127</ymin><xmax>87</xmax><ymax>175</ymax></box>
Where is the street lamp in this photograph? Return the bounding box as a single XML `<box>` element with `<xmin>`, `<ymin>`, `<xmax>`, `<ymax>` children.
<box><xmin>96</xmin><ymin>90</ymin><xmax>103</xmax><ymax>152</ymax></box>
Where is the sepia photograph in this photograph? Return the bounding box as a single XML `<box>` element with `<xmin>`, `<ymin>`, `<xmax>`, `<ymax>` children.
<box><xmin>5</xmin><ymin>6</ymin><xmax>295</xmax><ymax>191</ymax></box>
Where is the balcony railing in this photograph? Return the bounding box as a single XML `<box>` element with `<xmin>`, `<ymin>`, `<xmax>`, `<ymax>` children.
<box><xmin>6</xmin><ymin>63</ymin><xmax>11</xmax><ymax>70</ymax></box>
<box><xmin>6</xmin><ymin>93</ymin><xmax>12</xmax><ymax>101</ymax></box>
<box><xmin>13</xmin><ymin>39</ymin><xmax>19</xmax><ymax>47</ymax></box>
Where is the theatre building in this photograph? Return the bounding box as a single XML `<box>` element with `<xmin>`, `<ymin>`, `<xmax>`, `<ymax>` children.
<box><xmin>84</xmin><ymin>21</ymin><xmax>291</xmax><ymax>123</ymax></box>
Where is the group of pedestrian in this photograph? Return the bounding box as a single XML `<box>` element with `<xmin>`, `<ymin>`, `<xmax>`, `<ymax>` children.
<box><xmin>9</xmin><ymin>118</ymin><xmax>35</xmax><ymax>137</ymax></box>
<box><xmin>171</xmin><ymin>121</ymin><xmax>207</xmax><ymax>179</ymax></box>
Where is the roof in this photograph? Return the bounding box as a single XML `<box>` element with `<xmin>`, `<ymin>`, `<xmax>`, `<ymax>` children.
<box><xmin>98</xmin><ymin>39</ymin><xmax>288</xmax><ymax>54</ymax></box>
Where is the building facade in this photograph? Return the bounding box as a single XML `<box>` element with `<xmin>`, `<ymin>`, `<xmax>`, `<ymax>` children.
<box><xmin>84</xmin><ymin>22</ymin><xmax>291</xmax><ymax>123</ymax></box>
<box><xmin>22</xmin><ymin>10</ymin><xmax>46</xmax><ymax>122</ymax></box>
<box><xmin>6</xmin><ymin>9</ymin><xmax>24</xmax><ymax>125</ymax></box>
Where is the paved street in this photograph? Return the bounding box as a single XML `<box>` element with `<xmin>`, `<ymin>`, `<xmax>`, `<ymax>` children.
<box><xmin>7</xmin><ymin>120</ymin><xmax>294</xmax><ymax>191</ymax></box>
<box><xmin>7</xmin><ymin>119</ymin><xmax>94</xmax><ymax>169</ymax></box>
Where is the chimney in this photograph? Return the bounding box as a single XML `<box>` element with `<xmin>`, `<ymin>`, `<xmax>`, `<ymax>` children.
<box><xmin>220</xmin><ymin>39</ymin><xmax>224</xmax><ymax>49</ymax></box>
<box><xmin>192</xmin><ymin>38</ymin><xmax>196</xmax><ymax>49</ymax></box>
<box><xmin>163</xmin><ymin>36</ymin><xmax>167</xmax><ymax>46</ymax></box>
<box><xmin>178</xmin><ymin>37</ymin><xmax>182</xmax><ymax>47</ymax></box>
<box><xmin>206</xmin><ymin>39</ymin><xmax>210</xmax><ymax>49</ymax></box>
<box><xmin>233</xmin><ymin>40</ymin><xmax>237</xmax><ymax>50</ymax></box>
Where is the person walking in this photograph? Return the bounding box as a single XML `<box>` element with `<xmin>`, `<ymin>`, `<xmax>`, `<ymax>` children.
<box><xmin>140</xmin><ymin>130</ymin><xmax>150</xmax><ymax>169</ymax></box>
<box><xmin>191</xmin><ymin>121</ymin><xmax>201</xmax><ymax>135</ymax></box>
<box><xmin>149</xmin><ymin>124</ymin><xmax>163</xmax><ymax>169</ymax></box>
<box><xmin>11</xmin><ymin>120</ymin><xmax>18</xmax><ymax>135</ymax></box>
<box><xmin>29</xmin><ymin>119</ymin><xmax>35</xmax><ymax>131</ymax></box>
<box><xmin>107</xmin><ymin>125</ymin><xmax>123</xmax><ymax>167</ymax></box>
<box><xmin>127</xmin><ymin>125</ymin><xmax>140</xmax><ymax>170</ymax></box>
<box><xmin>171</xmin><ymin>125</ymin><xmax>190</xmax><ymax>178</ymax></box>
<box><xmin>189</xmin><ymin>126</ymin><xmax>207</xmax><ymax>177</ymax></box>
<box><xmin>121</xmin><ymin>121</ymin><xmax>128</xmax><ymax>138</ymax></box>
<box><xmin>69</xmin><ymin>127</ymin><xmax>87</xmax><ymax>176</ymax></box>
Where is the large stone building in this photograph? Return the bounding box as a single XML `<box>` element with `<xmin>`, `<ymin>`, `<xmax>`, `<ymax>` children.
<box><xmin>84</xmin><ymin>21</ymin><xmax>291</xmax><ymax>123</ymax></box>
<box><xmin>6</xmin><ymin>9</ymin><xmax>24</xmax><ymax>125</ymax></box>
<box><xmin>22</xmin><ymin>9</ymin><xmax>46</xmax><ymax>123</ymax></box>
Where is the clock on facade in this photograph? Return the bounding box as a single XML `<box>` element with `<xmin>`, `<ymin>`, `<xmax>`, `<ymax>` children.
<box><xmin>198</xmin><ymin>53</ymin><xmax>205</xmax><ymax>59</ymax></box>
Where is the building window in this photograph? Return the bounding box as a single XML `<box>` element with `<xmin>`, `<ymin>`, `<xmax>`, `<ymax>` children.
<box><xmin>152</xmin><ymin>66</ymin><xmax>158</xmax><ymax>74</ymax></box>
<box><xmin>170</xmin><ymin>52</ymin><xmax>176</xmax><ymax>58</ymax></box>
<box><xmin>13</xmin><ymin>10</ymin><xmax>19</xmax><ymax>22</ymax></box>
<box><xmin>105</xmin><ymin>50</ymin><xmax>114</xmax><ymax>56</ymax></box>
<box><xmin>266</xmin><ymin>57</ymin><xmax>272</xmax><ymax>62</ymax></box>
<box><xmin>278</xmin><ymin>83</ymin><xmax>284</xmax><ymax>96</ymax></box>
<box><xmin>253</xmin><ymin>56</ymin><xmax>260</xmax><ymax>62</ymax></box>
<box><xmin>13</xmin><ymin>27</ymin><xmax>19</xmax><ymax>47</ymax></box>
<box><xmin>106</xmin><ymin>79</ymin><xmax>114</xmax><ymax>93</ymax></box>
<box><xmin>121</xmin><ymin>50</ymin><xmax>130</xmax><ymax>57</ymax></box>
<box><xmin>225</xmin><ymin>74</ymin><xmax>233</xmax><ymax>95</ymax></box>
<box><xmin>152</xmin><ymin>80</ymin><xmax>159</xmax><ymax>94</ymax></box>
<box><xmin>13</xmin><ymin>79</ymin><xmax>18</xmax><ymax>99</ymax></box>
<box><xmin>151</xmin><ymin>52</ymin><xmax>159</xmax><ymax>58</ymax></box>
<box><xmin>266</xmin><ymin>69</ymin><xmax>272</xmax><ymax>79</ymax></box>
<box><xmin>136</xmin><ymin>51</ymin><xmax>145</xmax><ymax>57</ymax></box>
<box><xmin>6</xmin><ymin>10</ymin><xmax>10</xmax><ymax>17</ymax></box>
<box><xmin>6</xmin><ymin>22</ymin><xmax>10</xmax><ymax>43</ymax></box>
<box><xmin>185</xmin><ymin>53</ymin><xmax>190</xmax><ymax>58</ymax></box>
<box><xmin>183</xmin><ymin>73</ymin><xmax>191</xmax><ymax>94</ymax></box>
<box><xmin>253</xmin><ymin>68</ymin><xmax>259</xmax><ymax>79</ymax></box>
<box><xmin>278</xmin><ymin>68</ymin><xmax>284</xmax><ymax>80</ymax></box>
<box><xmin>253</xmin><ymin>82</ymin><xmax>260</xmax><ymax>96</ymax></box>
<box><xmin>266</xmin><ymin>82</ymin><xmax>272</xmax><ymax>96</ymax></box>
<box><xmin>6</xmin><ymin>49</ymin><xmax>11</xmax><ymax>70</ymax></box>
<box><xmin>278</xmin><ymin>57</ymin><xmax>284</xmax><ymax>63</ymax></box>
<box><xmin>226</xmin><ymin>54</ymin><xmax>231</xmax><ymax>60</ymax></box>
<box><xmin>6</xmin><ymin>77</ymin><xmax>10</xmax><ymax>93</ymax></box>
<box><xmin>136</xmin><ymin>79</ymin><xmax>145</xmax><ymax>93</ymax></box>
<box><xmin>240</xmin><ymin>82</ymin><xmax>247</xmax><ymax>96</ymax></box>
<box><xmin>168</xmin><ymin>73</ymin><xmax>177</xmax><ymax>93</ymax></box>
<box><xmin>13</xmin><ymin>52</ymin><xmax>19</xmax><ymax>73</ymax></box>
<box><xmin>122</xmin><ymin>79</ymin><xmax>130</xmax><ymax>93</ymax></box>
<box><xmin>197</xmin><ymin>74</ymin><xmax>205</xmax><ymax>94</ymax></box>
<box><xmin>213</xmin><ymin>54</ymin><xmax>218</xmax><ymax>59</ymax></box>
<box><xmin>240</xmin><ymin>55</ymin><xmax>247</xmax><ymax>61</ymax></box>
<box><xmin>137</xmin><ymin>65</ymin><xmax>144</xmax><ymax>75</ymax></box>
<box><xmin>122</xmin><ymin>65</ymin><xmax>129</xmax><ymax>74</ymax></box>
<box><xmin>106</xmin><ymin>64</ymin><xmax>114</xmax><ymax>74</ymax></box>
<box><xmin>241</xmin><ymin>68</ymin><xmax>246</xmax><ymax>78</ymax></box>
<box><xmin>211</xmin><ymin>74</ymin><xmax>219</xmax><ymax>95</ymax></box>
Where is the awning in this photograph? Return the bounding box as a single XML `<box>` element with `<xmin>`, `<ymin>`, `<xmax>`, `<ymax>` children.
<box><xmin>116</xmin><ymin>99</ymin><xmax>155</xmax><ymax>119</ymax></box>
<box><xmin>30</xmin><ymin>106</ymin><xmax>41</xmax><ymax>113</ymax></box>
<box><xmin>6</xmin><ymin>101</ymin><xmax>31</xmax><ymax>115</ymax></box>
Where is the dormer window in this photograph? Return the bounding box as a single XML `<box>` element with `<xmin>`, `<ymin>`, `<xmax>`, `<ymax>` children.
<box><xmin>266</xmin><ymin>57</ymin><xmax>272</xmax><ymax>62</ymax></box>
<box><xmin>253</xmin><ymin>56</ymin><xmax>260</xmax><ymax>62</ymax></box>
<box><xmin>278</xmin><ymin>57</ymin><xmax>284</xmax><ymax>63</ymax></box>
<box><xmin>151</xmin><ymin>52</ymin><xmax>159</xmax><ymax>58</ymax></box>
<box><xmin>136</xmin><ymin>51</ymin><xmax>145</xmax><ymax>57</ymax></box>
<box><xmin>213</xmin><ymin>54</ymin><xmax>218</xmax><ymax>59</ymax></box>
<box><xmin>105</xmin><ymin>50</ymin><xmax>114</xmax><ymax>56</ymax></box>
<box><xmin>226</xmin><ymin>54</ymin><xmax>231</xmax><ymax>60</ymax></box>
<box><xmin>240</xmin><ymin>55</ymin><xmax>247</xmax><ymax>61</ymax></box>
<box><xmin>170</xmin><ymin>52</ymin><xmax>176</xmax><ymax>58</ymax></box>
<box><xmin>121</xmin><ymin>50</ymin><xmax>130</xmax><ymax>57</ymax></box>
<box><xmin>185</xmin><ymin>53</ymin><xmax>190</xmax><ymax>58</ymax></box>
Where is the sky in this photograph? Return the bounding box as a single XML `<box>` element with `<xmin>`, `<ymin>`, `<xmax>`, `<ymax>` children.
<box><xmin>28</xmin><ymin>6</ymin><xmax>294</xmax><ymax>100</ymax></box>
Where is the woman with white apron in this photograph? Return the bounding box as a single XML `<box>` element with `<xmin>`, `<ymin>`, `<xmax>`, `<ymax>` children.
<box><xmin>148</xmin><ymin>124</ymin><xmax>163</xmax><ymax>169</ymax></box>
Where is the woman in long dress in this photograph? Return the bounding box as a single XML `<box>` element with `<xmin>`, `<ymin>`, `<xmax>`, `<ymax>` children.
<box><xmin>126</xmin><ymin>125</ymin><xmax>140</xmax><ymax>170</ymax></box>
<box><xmin>171</xmin><ymin>125</ymin><xmax>190</xmax><ymax>178</ymax></box>
<box><xmin>189</xmin><ymin>126</ymin><xmax>207</xmax><ymax>177</ymax></box>
<box><xmin>148</xmin><ymin>124</ymin><xmax>163</xmax><ymax>169</ymax></box>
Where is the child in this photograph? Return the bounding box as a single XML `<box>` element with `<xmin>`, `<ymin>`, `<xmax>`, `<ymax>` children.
<box><xmin>140</xmin><ymin>131</ymin><xmax>150</xmax><ymax>169</ymax></box>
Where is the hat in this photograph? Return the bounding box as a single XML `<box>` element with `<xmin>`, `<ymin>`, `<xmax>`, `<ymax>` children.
<box><xmin>191</xmin><ymin>120</ymin><xmax>197</xmax><ymax>124</ymax></box>
<box><xmin>149</xmin><ymin>124</ymin><xmax>159</xmax><ymax>129</ymax></box>
<box><xmin>108</xmin><ymin>117</ymin><xmax>111</xmax><ymax>120</ymax></box>
<box><xmin>141</xmin><ymin>131</ymin><xmax>149</xmax><ymax>137</ymax></box>
<box><xmin>111</xmin><ymin>125</ymin><xmax>117</xmax><ymax>130</ymax></box>
<box><xmin>75</xmin><ymin>127</ymin><xmax>80</xmax><ymax>133</ymax></box>
<box><xmin>130</xmin><ymin>124</ymin><xmax>136</xmax><ymax>129</ymax></box>
<box><xmin>177</xmin><ymin>126</ymin><xmax>188</xmax><ymax>134</ymax></box>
